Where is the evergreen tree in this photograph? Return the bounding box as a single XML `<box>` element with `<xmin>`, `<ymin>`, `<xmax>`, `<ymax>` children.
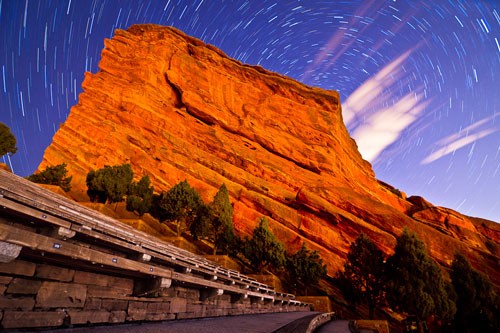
<box><xmin>244</xmin><ymin>217</ymin><xmax>285</xmax><ymax>272</ymax></box>
<box><xmin>208</xmin><ymin>184</ymin><xmax>235</xmax><ymax>255</ymax></box>
<box><xmin>86</xmin><ymin>164</ymin><xmax>133</xmax><ymax>204</ymax></box>
<box><xmin>189</xmin><ymin>203</ymin><xmax>211</xmax><ymax>241</ymax></box>
<box><xmin>126</xmin><ymin>175</ymin><xmax>154</xmax><ymax>216</ymax></box>
<box><xmin>152</xmin><ymin>180</ymin><xmax>205</xmax><ymax>237</ymax></box>
<box><xmin>336</xmin><ymin>233</ymin><xmax>385</xmax><ymax>319</ymax></box>
<box><xmin>287</xmin><ymin>243</ymin><xmax>326</xmax><ymax>295</ymax></box>
<box><xmin>451</xmin><ymin>252</ymin><xmax>499</xmax><ymax>333</ymax></box>
<box><xmin>0</xmin><ymin>122</ymin><xmax>17</xmax><ymax>157</ymax></box>
<box><xmin>26</xmin><ymin>163</ymin><xmax>72</xmax><ymax>192</ymax></box>
<box><xmin>386</xmin><ymin>228</ymin><xmax>456</xmax><ymax>322</ymax></box>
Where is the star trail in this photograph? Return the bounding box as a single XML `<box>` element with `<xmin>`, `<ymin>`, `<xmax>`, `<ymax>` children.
<box><xmin>1</xmin><ymin>1</ymin><xmax>499</xmax><ymax>221</ymax></box>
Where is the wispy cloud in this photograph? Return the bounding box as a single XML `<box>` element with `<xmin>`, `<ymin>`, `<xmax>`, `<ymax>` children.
<box><xmin>342</xmin><ymin>49</ymin><xmax>428</xmax><ymax>163</ymax></box>
<box><xmin>343</xmin><ymin>49</ymin><xmax>413</xmax><ymax>127</ymax></box>
<box><xmin>350</xmin><ymin>92</ymin><xmax>429</xmax><ymax>162</ymax></box>
<box><xmin>302</xmin><ymin>0</ymin><xmax>383</xmax><ymax>82</ymax></box>
<box><xmin>421</xmin><ymin>114</ymin><xmax>499</xmax><ymax>164</ymax></box>
<box><xmin>302</xmin><ymin>2</ymin><xmax>420</xmax><ymax>83</ymax></box>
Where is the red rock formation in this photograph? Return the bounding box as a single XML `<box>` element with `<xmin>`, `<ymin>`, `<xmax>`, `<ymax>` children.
<box><xmin>0</xmin><ymin>163</ymin><xmax>11</xmax><ymax>172</ymax></box>
<box><xmin>38</xmin><ymin>24</ymin><xmax>499</xmax><ymax>284</ymax></box>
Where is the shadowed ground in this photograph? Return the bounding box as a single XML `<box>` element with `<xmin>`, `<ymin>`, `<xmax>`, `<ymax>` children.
<box><xmin>315</xmin><ymin>320</ymin><xmax>351</xmax><ymax>333</ymax></box>
<box><xmin>42</xmin><ymin>312</ymin><xmax>319</xmax><ymax>333</ymax></box>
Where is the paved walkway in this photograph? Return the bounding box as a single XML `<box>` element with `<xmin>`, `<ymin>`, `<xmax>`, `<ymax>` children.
<box><xmin>43</xmin><ymin>312</ymin><xmax>318</xmax><ymax>333</ymax></box>
<box><xmin>315</xmin><ymin>320</ymin><xmax>351</xmax><ymax>333</ymax></box>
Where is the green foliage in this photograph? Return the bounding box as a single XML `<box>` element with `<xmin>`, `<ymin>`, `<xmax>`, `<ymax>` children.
<box><xmin>26</xmin><ymin>163</ymin><xmax>72</xmax><ymax>192</ymax></box>
<box><xmin>336</xmin><ymin>233</ymin><xmax>385</xmax><ymax>319</ymax></box>
<box><xmin>286</xmin><ymin>243</ymin><xmax>326</xmax><ymax>294</ymax></box>
<box><xmin>208</xmin><ymin>184</ymin><xmax>235</xmax><ymax>255</ymax></box>
<box><xmin>126</xmin><ymin>175</ymin><xmax>154</xmax><ymax>216</ymax></box>
<box><xmin>385</xmin><ymin>228</ymin><xmax>456</xmax><ymax>321</ymax></box>
<box><xmin>150</xmin><ymin>192</ymin><xmax>169</xmax><ymax>222</ymax></box>
<box><xmin>243</xmin><ymin>217</ymin><xmax>285</xmax><ymax>272</ymax></box>
<box><xmin>451</xmin><ymin>252</ymin><xmax>499</xmax><ymax>333</ymax></box>
<box><xmin>151</xmin><ymin>180</ymin><xmax>206</xmax><ymax>237</ymax></box>
<box><xmin>189</xmin><ymin>203</ymin><xmax>211</xmax><ymax>241</ymax></box>
<box><xmin>86</xmin><ymin>164</ymin><xmax>133</xmax><ymax>204</ymax></box>
<box><xmin>0</xmin><ymin>122</ymin><xmax>17</xmax><ymax>156</ymax></box>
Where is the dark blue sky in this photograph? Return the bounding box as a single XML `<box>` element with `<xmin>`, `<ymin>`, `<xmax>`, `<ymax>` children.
<box><xmin>1</xmin><ymin>0</ymin><xmax>499</xmax><ymax>222</ymax></box>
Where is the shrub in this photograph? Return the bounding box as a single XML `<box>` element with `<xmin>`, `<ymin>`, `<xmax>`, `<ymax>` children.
<box><xmin>151</xmin><ymin>180</ymin><xmax>206</xmax><ymax>237</ymax></box>
<box><xmin>126</xmin><ymin>175</ymin><xmax>154</xmax><ymax>216</ymax></box>
<box><xmin>287</xmin><ymin>243</ymin><xmax>326</xmax><ymax>295</ymax></box>
<box><xmin>26</xmin><ymin>163</ymin><xmax>72</xmax><ymax>192</ymax></box>
<box><xmin>86</xmin><ymin>163</ymin><xmax>133</xmax><ymax>204</ymax></box>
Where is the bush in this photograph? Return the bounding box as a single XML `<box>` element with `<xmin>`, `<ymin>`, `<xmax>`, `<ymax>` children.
<box><xmin>151</xmin><ymin>180</ymin><xmax>206</xmax><ymax>237</ymax></box>
<box><xmin>26</xmin><ymin>163</ymin><xmax>72</xmax><ymax>192</ymax></box>
<box><xmin>287</xmin><ymin>243</ymin><xmax>326</xmax><ymax>294</ymax></box>
<box><xmin>126</xmin><ymin>175</ymin><xmax>154</xmax><ymax>216</ymax></box>
<box><xmin>86</xmin><ymin>164</ymin><xmax>133</xmax><ymax>204</ymax></box>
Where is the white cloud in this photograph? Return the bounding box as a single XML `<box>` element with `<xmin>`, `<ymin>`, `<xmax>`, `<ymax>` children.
<box><xmin>342</xmin><ymin>49</ymin><xmax>428</xmax><ymax>163</ymax></box>
<box><xmin>343</xmin><ymin>50</ymin><xmax>412</xmax><ymax>127</ymax></box>
<box><xmin>421</xmin><ymin>115</ymin><xmax>499</xmax><ymax>164</ymax></box>
<box><xmin>351</xmin><ymin>92</ymin><xmax>428</xmax><ymax>162</ymax></box>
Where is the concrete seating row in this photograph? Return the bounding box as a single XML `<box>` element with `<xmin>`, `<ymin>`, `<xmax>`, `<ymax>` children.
<box><xmin>0</xmin><ymin>169</ymin><xmax>302</xmax><ymax>306</ymax></box>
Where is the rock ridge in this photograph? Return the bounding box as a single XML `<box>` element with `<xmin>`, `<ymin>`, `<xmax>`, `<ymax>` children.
<box><xmin>38</xmin><ymin>24</ymin><xmax>499</xmax><ymax>284</ymax></box>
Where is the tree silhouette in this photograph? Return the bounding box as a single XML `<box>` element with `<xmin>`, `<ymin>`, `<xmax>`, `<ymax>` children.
<box><xmin>386</xmin><ymin>228</ymin><xmax>456</xmax><ymax>322</ymax></box>
<box><xmin>451</xmin><ymin>252</ymin><xmax>499</xmax><ymax>333</ymax></box>
<box><xmin>336</xmin><ymin>233</ymin><xmax>385</xmax><ymax>319</ymax></box>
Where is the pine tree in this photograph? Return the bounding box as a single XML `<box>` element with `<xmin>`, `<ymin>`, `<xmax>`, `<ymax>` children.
<box><xmin>386</xmin><ymin>228</ymin><xmax>456</xmax><ymax>322</ymax></box>
<box><xmin>451</xmin><ymin>252</ymin><xmax>499</xmax><ymax>333</ymax></box>
<box><xmin>26</xmin><ymin>163</ymin><xmax>72</xmax><ymax>192</ymax></box>
<box><xmin>287</xmin><ymin>243</ymin><xmax>326</xmax><ymax>295</ymax></box>
<box><xmin>189</xmin><ymin>203</ymin><xmax>211</xmax><ymax>241</ymax></box>
<box><xmin>244</xmin><ymin>217</ymin><xmax>285</xmax><ymax>272</ymax></box>
<box><xmin>208</xmin><ymin>184</ymin><xmax>235</xmax><ymax>255</ymax></box>
<box><xmin>152</xmin><ymin>180</ymin><xmax>205</xmax><ymax>237</ymax></box>
<box><xmin>336</xmin><ymin>233</ymin><xmax>385</xmax><ymax>319</ymax></box>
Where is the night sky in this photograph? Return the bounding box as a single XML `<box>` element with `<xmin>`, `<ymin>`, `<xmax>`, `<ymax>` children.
<box><xmin>1</xmin><ymin>1</ymin><xmax>499</xmax><ymax>222</ymax></box>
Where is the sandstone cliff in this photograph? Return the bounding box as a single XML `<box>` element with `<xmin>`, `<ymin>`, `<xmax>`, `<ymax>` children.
<box><xmin>38</xmin><ymin>25</ymin><xmax>499</xmax><ymax>284</ymax></box>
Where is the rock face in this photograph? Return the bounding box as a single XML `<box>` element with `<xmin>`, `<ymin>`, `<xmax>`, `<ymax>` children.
<box><xmin>0</xmin><ymin>163</ymin><xmax>11</xmax><ymax>172</ymax></box>
<box><xmin>39</xmin><ymin>25</ymin><xmax>499</xmax><ymax>284</ymax></box>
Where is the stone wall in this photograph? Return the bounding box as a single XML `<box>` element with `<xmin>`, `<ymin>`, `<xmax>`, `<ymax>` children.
<box><xmin>0</xmin><ymin>259</ymin><xmax>304</xmax><ymax>330</ymax></box>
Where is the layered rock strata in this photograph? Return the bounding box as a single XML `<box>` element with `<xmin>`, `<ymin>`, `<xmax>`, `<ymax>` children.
<box><xmin>39</xmin><ymin>25</ymin><xmax>499</xmax><ymax>283</ymax></box>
